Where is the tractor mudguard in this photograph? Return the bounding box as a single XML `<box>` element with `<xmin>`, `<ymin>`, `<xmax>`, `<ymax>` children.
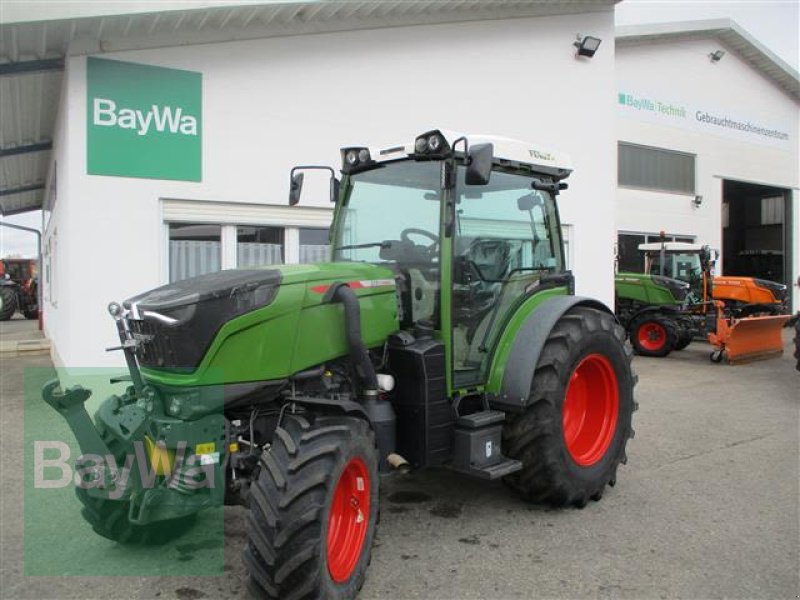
<box><xmin>626</xmin><ymin>304</ymin><xmax>681</xmax><ymax>324</ymax></box>
<box><xmin>490</xmin><ymin>296</ymin><xmax>615</xmax><ymax>413</ymax></box>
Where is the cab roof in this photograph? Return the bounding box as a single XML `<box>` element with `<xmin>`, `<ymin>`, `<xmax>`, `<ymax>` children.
<box><xmin>638</xmin><ymin>242</ymin><xmax>704</xmax><ymax>253</ymax></box>
<box><xmin>363</xmin><ymin>129</ymin><xmax>574</xmax><ymax>174</ymax></box>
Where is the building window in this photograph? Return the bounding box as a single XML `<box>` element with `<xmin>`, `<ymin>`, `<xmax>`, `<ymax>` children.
<box><xmin>237</xmin><ymin>226</ymin><xmax>284</xmax><ymax>267</ymax></box>
<box><xmin>169</xmin><ymin>223</ymin><xmax>221</xmax><ymax>282</ymax></box>
<box><xmin>618</xmin><ymin>142</ymin><xmax>695</xmax><ymax>194</ymax></box>
<box><xmin>617</xmin><ymin>231</ymin><xmax>695</xmax><ymax>273</ymax></box>
<box><xmin>299</xmin><ymin>228</ymin><xmax>330</xmax><ymax>263</ymax></box>
<box><xmin>617</xmin><ymin>233</ymin><xmax>646</xmax><ymax>273</ymax></box>
<box><xmin>760</xmin><ymin>196</ymin><xmax>783</xmax><ymax>225</ymax></box>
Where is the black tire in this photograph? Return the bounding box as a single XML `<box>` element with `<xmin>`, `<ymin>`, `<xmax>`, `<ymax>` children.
<box><xmin>629</xmin><ymin>313</ymin><xmax>677</xmax><ymax>357</ymax></box>
<box><xmin>502</xmin><ymin>306</ymin><xmax>637</xmax><ymax>508</ymax></box>
<box><xmin>673</xmin><ymin>330</ymin><xmax>693</xmax><ymax>351</ymax></box>
<box><xmin>793</xmin><ymin>316</ymin><xmax>799</xmax><ymax>372</ymax></box>
<box><xmin>75</xmin><ymin>486</ymin><xmax>196</xmax><ymax>544</ymax></box>
<box><xmin>245</xmin><ymin>414</ymin><xmax>379</xmax><ymax>600</ymax></box>
<box><xmin>0</xmin><ymin>287</ymin><xmax>17</xmax><ymax>320</ymax></box>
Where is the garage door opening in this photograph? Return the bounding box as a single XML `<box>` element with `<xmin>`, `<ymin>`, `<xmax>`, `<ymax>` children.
<box><xmin>722</xmin><ymin>179</ymin><xmax>793</xmax><ymax>306</ymax></box>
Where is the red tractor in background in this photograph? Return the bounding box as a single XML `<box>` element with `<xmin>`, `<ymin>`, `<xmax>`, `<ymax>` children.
<box><xmin>0</xmin><ymin>258</ymin><xmax>39</xmax><ymax>321</ymax></box>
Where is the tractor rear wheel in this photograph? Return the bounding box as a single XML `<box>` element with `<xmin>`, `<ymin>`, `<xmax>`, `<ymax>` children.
<box><xmin>629</xmin><ymin>314</ymin><xmax>677</xmax><ymax>357</ymax></box>
<box><xmin>502</xmin><ymin>306</ymin><xmax>636</xmax><ymax>508</ymax></box>
<box><xmin>75</xmin><ymin>487</ymin><xmax>196</xmax><ymax>544</ymax></box>
<box><xmin>0</xmin><ymin>287</ymin><xmax>16</xmax><ymax>320</ymax></box>
<box><xmin>245</xmin><ymin>414</ymin><xmax>379</xmax><ymax>600</ymax></box>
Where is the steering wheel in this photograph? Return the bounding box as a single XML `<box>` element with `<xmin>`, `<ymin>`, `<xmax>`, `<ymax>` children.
<box><xmin>400</xmin><ymin>228</ymin><xmax>439</xmax><ymax>258</ymax></box>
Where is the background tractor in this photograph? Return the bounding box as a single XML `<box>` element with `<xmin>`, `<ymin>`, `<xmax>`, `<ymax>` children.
<box><xmin>638</xmin><ymin>241</ymin><xmax>788</xmax><ymax>318</ymax></box>
<box><xmin>0</xmin><ymin>257</ymin><xmax>38</xmax><ymax>321</ymax></box>
<box><xmin>43</xmin><ymin>130</ymin><xmax>636</xmax><ymax>599</ymax></box>
<box><xmin>616</xmin><ymin>241</ymin><xmax>791</xmax><ymax>362</ymax></box>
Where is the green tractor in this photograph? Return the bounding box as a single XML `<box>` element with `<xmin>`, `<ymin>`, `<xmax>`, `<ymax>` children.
<box><xmin>43</xmin><ymin>130</ymin><xmax>636</xmax><ymax>598</ymax></box>
<box><xmin>614</xmin><ymin>272</ymin><xmax>693</xmax><ymax>357</ymax></box>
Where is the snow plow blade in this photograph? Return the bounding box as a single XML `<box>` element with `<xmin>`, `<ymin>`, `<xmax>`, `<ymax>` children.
<box><xmin>709</xmin><ymin>312</ymin><xmax>792</xmax><ymax>364</ymax></box>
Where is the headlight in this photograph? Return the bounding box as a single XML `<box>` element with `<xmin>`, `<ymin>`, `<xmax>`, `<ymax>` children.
<box><xmin>107</xmin><ymin>301</ymin><xmax>123</xmax><ymax>319</ymax></box>
<box><xmin>414</xmin><ymin>129</ymin><xmax>450</xmax><ymax>156</ymax></box>
<box><xmin>753</xmin><ymin>278</ymin><xmax>787</xmax><ymax>301</ymax></box>
<box><xmin>340</xmin><ymin>146</ymin><xmax>373</xmax><ymax>172</ymax></box>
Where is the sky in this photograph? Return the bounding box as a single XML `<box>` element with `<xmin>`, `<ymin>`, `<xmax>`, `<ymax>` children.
<box><xmin>1</xmin><ymin>0</ymin><xmax>798</xmax><ymax>258</ymax></box>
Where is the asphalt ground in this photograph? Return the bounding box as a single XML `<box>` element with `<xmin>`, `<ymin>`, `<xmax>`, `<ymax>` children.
<box><xmin>1</xmin><ymin>331</ymin><xmax>797</xmax><ymax>599</ymax></box>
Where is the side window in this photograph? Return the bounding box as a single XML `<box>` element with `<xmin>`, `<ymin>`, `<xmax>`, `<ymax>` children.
<box><xmin>237</xmin><ymin>226</ymin><xmax>284</xmax><ymax>267</ymax></box>
<box><xmin>299</xmin><ymin>228</ymin><xmax>330</xmax><ymax>263</ymax></box>
<box><xmin>169</xmin><ymin>223</ymin><xmax>221</xmax><ymax>282</ymax></box>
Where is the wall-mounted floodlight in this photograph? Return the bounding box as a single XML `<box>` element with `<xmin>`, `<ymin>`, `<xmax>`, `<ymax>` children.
<box><xmin>574</xmin><ymin>35</ymin><xmax>602</xmax><ymax>58</ymax></box>
<box><xmin>709</xmin><ymin>50</ymin><xmax>725</xmax><ymax>63</ymax></box>
<box><xmin>693</xmin><ymin>195</ymin><xmax>703</xmax><ymax>208</ymax></box>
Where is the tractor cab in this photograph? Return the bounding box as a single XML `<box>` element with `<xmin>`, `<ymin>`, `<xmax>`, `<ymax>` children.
<box><xmin>297</xmin><ymin>130</ymin><xmax>572</xmax><ymax>392</ymax></box>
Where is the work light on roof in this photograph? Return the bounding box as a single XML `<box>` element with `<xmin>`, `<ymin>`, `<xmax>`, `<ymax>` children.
<box><xmin>414</xmin><ymin>130</ymin><xmax>450</xmax><ymax>156</ymax></box>
<box><xmin>340</xmin><ymin>146</ymin><xmax>372</xmax><ymax>172</ymax></box>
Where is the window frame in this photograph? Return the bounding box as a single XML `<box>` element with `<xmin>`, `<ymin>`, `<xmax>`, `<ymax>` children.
<box><xmin>618</xmin><ymin>141</ymin><xmax>697</xmax><ymax>196</ymax></box>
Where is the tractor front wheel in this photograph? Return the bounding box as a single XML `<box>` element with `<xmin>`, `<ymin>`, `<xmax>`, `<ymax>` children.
<box><xmin>0</xmin><ymin>287</ymin><xmax>16</xmax><ymax>321</ymax></box>
<box><xmin>629</xmin><ymin>314</ymin><xmax>677</xmax><ymax>357</ymax></box>
<box><xmin>673</xmin><ymin>330</ymin><xmax>693</xmax><ymax>351</ymax></box>
<box><xmin>245</xmin><ymin>414</ymin><xmax>379</xmax><ymax>600</ymax></box>
<box><xmin>502</xmin><ymin>306</ymin><xmax>636</xmax><ymax>508</ymax></box>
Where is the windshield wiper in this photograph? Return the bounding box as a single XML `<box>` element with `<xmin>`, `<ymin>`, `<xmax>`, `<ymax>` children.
<box><xmin>333</xmin><ymin>241</ymin><xmax>391</xmax><ymax>252</ymax></box>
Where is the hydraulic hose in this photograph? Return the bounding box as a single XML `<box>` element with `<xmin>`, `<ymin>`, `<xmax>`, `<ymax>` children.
<box><xmin>329</xmin><ymin>283</ymin><xmax>379</xmax><ymax>393</ymax></box>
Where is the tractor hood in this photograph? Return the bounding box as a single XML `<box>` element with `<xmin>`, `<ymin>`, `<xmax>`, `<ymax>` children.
<box><xmin>124</xmin><ymin>262</ymin><xmax>396</xmax><ymax>373</ymax></box>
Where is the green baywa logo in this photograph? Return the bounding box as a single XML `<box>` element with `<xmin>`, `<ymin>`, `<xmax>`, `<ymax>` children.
<box><xmin>93</xmin><ymin>98</ymin><xmax>198</xmax><ymax>136</ymax></box>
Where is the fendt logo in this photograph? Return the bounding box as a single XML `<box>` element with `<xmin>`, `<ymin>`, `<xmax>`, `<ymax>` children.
<box><xmin>529</xmin><ymin>149</ymin><xmax>555</xmax><ymax>162</ymax></box>
<box><xmin>87</xmin><ymin>57</ymin><xmax>202</xmax><ymax>181</ymax></box>
<box><xmin>92</xmin><ymin>98</ymin><xmax>198</xmax><ymax>137</ymax></box>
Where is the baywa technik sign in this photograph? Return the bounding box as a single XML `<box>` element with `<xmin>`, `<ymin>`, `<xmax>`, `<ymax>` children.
<box><xmin>87</xmin><ymin>57</ymin><xmax>202</xmax><ymax>181</ymax></box>
<box><xmin>617</xmin><ymin>89</ymin><xmax>791</xmax><ymax>151</ymax></box>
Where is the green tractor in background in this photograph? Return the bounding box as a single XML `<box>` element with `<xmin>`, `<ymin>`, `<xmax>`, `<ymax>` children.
<box><xmin>43</xmin><ymin>130</ymin><xmax>636</xmax><ymax>599</ymax></box>
<box><xmin>614</xmin><ymin>272</ymin><xmax>693</xmax><ymax>357</ymax></box>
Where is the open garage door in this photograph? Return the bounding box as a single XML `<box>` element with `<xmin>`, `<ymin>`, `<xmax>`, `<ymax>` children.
<box><xmin>722</xmin><ymin>179</ymin><xmax>794</xmax><ymax>307</ymax></box>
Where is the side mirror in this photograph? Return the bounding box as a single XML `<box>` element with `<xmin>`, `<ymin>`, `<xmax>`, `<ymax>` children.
<box><xmin>517</xmin><ymin>194</ymin><xmax>538</xmax><ymax>211</ymax></box>
<box><xmin>466</xmin><ymin>143</ymin><xmax>493</xmax><ymax>186</ymax></box>
<box><xmin>289</xmin><ymin>172</ymin><xmax>305</xmax><ymax>206</ymax></box>
<box><xmin>288</xmin><ymin>165</ymin><xmax>338</xmax><ymax>206</ymax></box>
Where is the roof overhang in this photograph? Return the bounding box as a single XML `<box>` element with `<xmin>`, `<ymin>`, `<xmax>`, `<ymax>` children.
<box><xmin>0</xmin><ymin>0</ymin><xmax>617</xmax><ymax>215</ymax></box>
<box><xmin>616</xmin><ymin>19</ymin><xmax>800</xmax><ymax>103</ymax></box>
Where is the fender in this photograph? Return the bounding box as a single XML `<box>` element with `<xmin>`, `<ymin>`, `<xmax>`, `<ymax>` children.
<box><xmin>489</xmin><ymin>296</ymin><xmax>615</xmax><ymax>414</ymax></box>
<box><xmin>627</xmin><ymin>304</ymin><xmax>681</xmax><ymax>325</ymax></box>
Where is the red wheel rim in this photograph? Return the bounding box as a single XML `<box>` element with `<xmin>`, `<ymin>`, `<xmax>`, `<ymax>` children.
<box><xmin>637</xmin><ymin>322</ymin><xmax>667</xmax><ymax>351</ymax></box>
<box><xmin>327</xmin><ymin>457</ymin><xmax>370</xmax><ymax>583</ymax></box>
<box><xmin>562</xmin><ymin>353</ymin><xmax>620</xmax><ymax>466</ymax></box>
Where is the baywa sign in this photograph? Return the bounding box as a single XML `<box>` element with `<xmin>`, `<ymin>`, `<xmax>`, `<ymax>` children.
<box><xmin>87</xmin><ymin>57</ymin><xmax>202</xmax><ymax>181</ymax></box>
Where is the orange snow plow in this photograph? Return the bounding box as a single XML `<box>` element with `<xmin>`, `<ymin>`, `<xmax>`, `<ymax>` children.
<box><xmin>708</xmin><ymin>301</ymin><xmax>792</xmax><ymax>364</ymax></box>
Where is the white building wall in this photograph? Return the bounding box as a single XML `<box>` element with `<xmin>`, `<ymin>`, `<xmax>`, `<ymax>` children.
<box><xmin>46</xmin><ymin>11</ymin><xmax>617</xmax><ymax>368</ymax></box>
<box><xmin>616</xmin><ymin>38</ymin><xmax>799</xmax><ymax>310</ymax></box>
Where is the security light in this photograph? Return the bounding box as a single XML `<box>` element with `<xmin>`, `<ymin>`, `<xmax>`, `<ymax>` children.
<box><xmin>709</xmin><ymin>50</ymin><xmax>725</xmax><ymax>62</ymax></box>
<box><xmin>574</xmin><ymin>35</ymin><xmax>602</xmax><ymax>58</ymax></box>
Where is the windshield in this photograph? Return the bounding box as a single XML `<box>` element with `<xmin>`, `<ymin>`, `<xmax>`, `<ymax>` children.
<box><xmin>333</xmin><ymin>161</ymin><xmax>441</xmax><ymax>263</ymax></box>
<box><xmin>649</xmin><ymin>252</ymin><xmax>702</xmax><ymax>283</ymax></box>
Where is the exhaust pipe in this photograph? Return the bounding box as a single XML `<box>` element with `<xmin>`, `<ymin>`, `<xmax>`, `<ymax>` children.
<box><xmin>387</xmin><ymin>453</ymin><xmax>411</xmax><ymax>474</ymax></box>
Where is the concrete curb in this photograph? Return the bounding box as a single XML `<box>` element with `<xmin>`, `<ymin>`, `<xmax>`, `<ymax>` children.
<box><xmin>0</xmin><ymin>339</ymin><xmax>50</xmax><ymax>354</ymax></box>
